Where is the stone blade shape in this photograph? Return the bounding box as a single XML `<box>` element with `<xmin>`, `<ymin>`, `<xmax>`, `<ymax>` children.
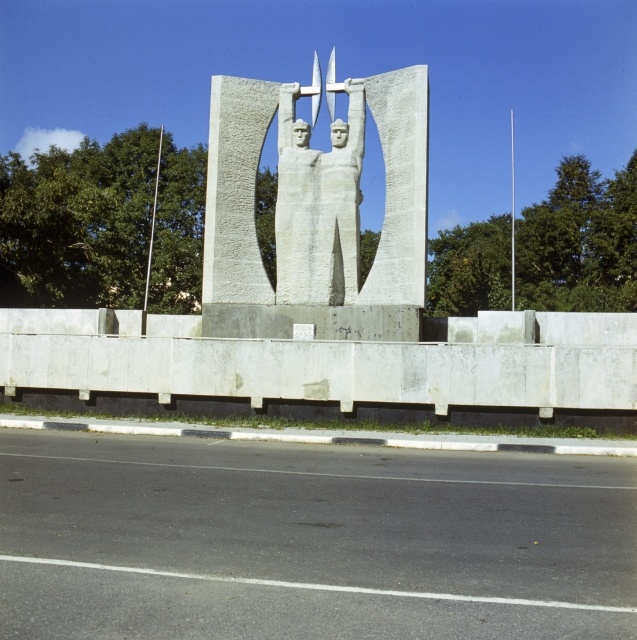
<box><xmin>312</xmin><ymin>51</ymin><xmax>322</xmax><ymax>128</ymax></box>
<box><xmin>326</xmin><ymin>47</ymin><xmax>336</xmax><ymax>122</ymax></box>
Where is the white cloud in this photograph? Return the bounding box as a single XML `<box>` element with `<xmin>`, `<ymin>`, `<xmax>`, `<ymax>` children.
<box><xmin>14</xmin><ymin>126</ymin><xmax>86</xmax><ymax>162</ymax></box>
<box><xmin>433</xmin><ymin>209</ymin><xmax>462</xmax><ymax>233</ymax></box>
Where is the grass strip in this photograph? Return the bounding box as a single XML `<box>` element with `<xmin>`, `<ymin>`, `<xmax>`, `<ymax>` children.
<box><xmin>1</xmin><ymin>402</ymin><xmax>634</xmax><ymax>440</ymax></box>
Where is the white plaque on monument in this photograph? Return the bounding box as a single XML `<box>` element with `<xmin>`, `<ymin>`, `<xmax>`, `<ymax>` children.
<box><xmin>293</xmin><ymin>323</ymin><xmax>316</xmax><ymax>340</ymax></box>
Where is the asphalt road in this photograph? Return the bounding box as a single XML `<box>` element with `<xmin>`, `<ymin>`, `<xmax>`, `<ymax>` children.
<box><xmin>1</xmin><ymin>429</ymin><xmax>636</xmax><ymax>639</ymax></box>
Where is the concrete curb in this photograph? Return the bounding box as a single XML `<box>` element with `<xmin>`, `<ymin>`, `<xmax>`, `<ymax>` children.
<box><xmin>1</xmin><ymin>417</ymin><xmax>637</xmax><ymax>457</ymax></box>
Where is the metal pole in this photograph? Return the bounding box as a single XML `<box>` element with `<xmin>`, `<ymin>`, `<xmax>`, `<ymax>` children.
<box><xmin>144</xmin><ymin>124</ymin><xmax>164</xmax><ymax>312</ymax></box>
<box><xmin>511</xmin><ymin>110</ymin><xmax>515</xmax><ymax>312</ymax></box>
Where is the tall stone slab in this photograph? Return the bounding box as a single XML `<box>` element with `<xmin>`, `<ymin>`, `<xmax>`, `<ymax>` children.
<box><xmin>357</xmin><ymin>65</ymin><xmax>429</xmax><ymax>307</ymax></box>
<box><xmin>202</xmin><ymin>76</ymin><xmax>279</xmax><ymax>305</ymax></box>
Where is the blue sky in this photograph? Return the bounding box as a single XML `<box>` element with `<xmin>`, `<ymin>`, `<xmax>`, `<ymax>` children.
<box><xmin>1</xmin><ymin>0</ymin><xmax>636</xmax><ymax>235</ymax></box>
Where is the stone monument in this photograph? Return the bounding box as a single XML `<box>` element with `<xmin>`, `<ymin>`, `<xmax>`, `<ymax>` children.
<box><xmin>275</xmin><ymin>78</ymin><xmax>365</xmax><ymax>306</ymax></box>
<box><xmin>201</xmin><ymin>53</ymin><xmax>429</xmax><ymax>341</ymax></box>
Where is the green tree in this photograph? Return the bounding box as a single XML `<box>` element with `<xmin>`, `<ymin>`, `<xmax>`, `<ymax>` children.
<box><xmin>427</xmin><ymin>214</ymin><xmax>513</xmax><ymax>316</ymax></box>
<box><xmin>585</xmin><ymin>149</ymin><xmax>637</xmax><ymax>310</ymax></box>
<box><xmin>516</xmin><ymin>155</ymin><xmax>606</xmax><ymax>310</ymax></box>
<box><xmin>0</xmin><ymin>145</ymin><xmax>115</xmax><ymax>307</ymax></box>
<box><xmin>360</xmin><ymin>229</ymin><xmax>381</xmax><ymax>285</ymax></box>
<box><xmin>255</xmin><ymin>167</ymin><xmax>278</xmax><ymax>288</ymax></box>
<box><xmin>0</xmin><ymin>124</ymin><xmax>206</xmax><ymax>312</ymax></box>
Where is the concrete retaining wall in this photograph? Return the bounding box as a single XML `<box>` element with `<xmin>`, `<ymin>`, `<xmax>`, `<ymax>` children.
<box><xmin>0</xmin><ymin>309</ymin><xmax>103</xmax><ymax>335</ymax></box>
<box><xmin>1</xmin><ymin>333</ymin><xmax>635</xmax><ymax>414</ymax></box>
<box><xmin>444</xmin><ymin>311</ymin><xmax>637</xmax><ymax>347</ymax></box>
<box><xmin>536</xmin><ymin>312</ymin><xmax>637</xmax><ymax>346</ymax></box>
<box><xmin>0</xmin><ymin>309</ymin><xmax>201</xmax><ymax>339</ymax></box>
<box><xmin>146</xmin><ymin>314</ymin><xmax>202</xmax><ymax>338</ymax></box>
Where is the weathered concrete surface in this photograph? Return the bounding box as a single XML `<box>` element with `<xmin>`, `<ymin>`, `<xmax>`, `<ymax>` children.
<box><xmin>447</xmin><ymin>317</ymin><xmax>478</xmax><ymax>343</ymax></box>
<box><xmin>202</xmin><ymin>75</ymin><xmax>279</xmax><ymax>306</ymax></box>
<box><xmin>202</xmin><ymin>304</ymin><xmax>423</xmax><ymax>341</ymax></box>
<box><xmin>443</xmin><ymin>311</ymin><xmax>637</xmax><ymax>347</ymax></box>
<box><xmin>0</xmin><ymin>309</ymin><xmax>200</xmax><ymax>339</ymax></box>
<box><xmin>2</xmin><ymin>333</ymin><xmax>636</xmax><ymax>412</ymax></box>
<box><xmin>0</xmin><ymin>309</ymin><xmax>102</xmax><ymax>335</ymax></box>
<box><xmin>146</xmin><ymin>314</ymin><xmax>201</xmax><ymax>338</ymax></box>
<box><xmin>357</xmin><ymin>65</ymin><xmax>429</xmax><ymax>308</ymax></box>
<box><xmin>477</xmin><ymin>310</ymin><xmax>536</xmax><ymax>344</ymax></box>
<box><xmin>536</xmin><ymin>312</ymin><xmax>637</xmax><ymax>346</ymax></box>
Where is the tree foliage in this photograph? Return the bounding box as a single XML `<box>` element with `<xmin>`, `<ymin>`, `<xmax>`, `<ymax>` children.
<box><xmin>3</xmin><ymin>128</ymin><xmax>633</xmax><ymax>316</ymax></box>
<box><xmin>427</xmin><ymin>152</ymin><xmax>637</xmax><ymax>315</ymax></box>
<box><xmin>0</xmin><ymin>124</ymin><xmax>205</xmax><ymax>313</ymax></box>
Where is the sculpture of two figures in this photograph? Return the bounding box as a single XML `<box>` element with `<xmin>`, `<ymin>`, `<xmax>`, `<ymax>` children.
<box><xmin>275</xmin><ymin>55</ymin><xmax>366</xmax><ymax>307</ymax></box>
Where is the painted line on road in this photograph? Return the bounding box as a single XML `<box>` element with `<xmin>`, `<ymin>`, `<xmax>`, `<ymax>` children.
<box><xmin>0</xmin><ymin>451</ymin><xmax>635</xmax><ymax>490</ymax></box>
<box><xmin>1</xmin><ymin>555</ymin><xmax>634</xmax><ymax>614</ymax></box>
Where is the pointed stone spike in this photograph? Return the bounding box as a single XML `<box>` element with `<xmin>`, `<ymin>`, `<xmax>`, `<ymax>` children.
<box><xmin>327</xmin><ymin>47</ymin><xmax>336</xmax><ymax>122</ymax></box>
<box><xmin>311</xmin><ymin>51</ymin><xmax>322</xmax><ymax>128</ymax></box>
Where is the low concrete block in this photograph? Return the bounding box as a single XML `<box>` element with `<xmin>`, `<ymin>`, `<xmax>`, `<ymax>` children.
<box><xmin>477</xmin><ymin>311</ymin><xmax>536</xmax><ymax>345</ymax></box>
<box><xmin>146</xmin><ymin>314</ymin><xmax>202</xmax><ymax>338</ymax></box>
<box><xmin>113</xmin><ymin>310</ymin><xmax>146</xmax><ymax>336</ymax></box>
<box><xmin>448</xmin><ymin>317</ymin><xmax>478</xmax><ymax>343</ymax></box>
<box><xmin>435</xmin><ymin>403</ymin><xmax>448</xmax><ymax>416</ymax></box>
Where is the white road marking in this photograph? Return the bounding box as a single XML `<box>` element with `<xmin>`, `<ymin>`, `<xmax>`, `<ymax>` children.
<box><xmin>1</xmin><ymin>555</ymin><xmax>634</xmax><ymax>613</ymax></box>
<box><xmin>0</xmin><ymin>451</ymin><xmax>634</xmax><ymax>490</ymax></box>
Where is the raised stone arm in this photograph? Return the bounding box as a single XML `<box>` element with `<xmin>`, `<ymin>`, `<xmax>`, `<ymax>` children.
<box><xmin>344</xmin><ymin>78</ymin><xmax>365</xmax><ymax>162</ymax></box>
<box><xmin>278</xmin><ymin>82</ymin><xmax>301</xmax><ymax>154</ymax></box>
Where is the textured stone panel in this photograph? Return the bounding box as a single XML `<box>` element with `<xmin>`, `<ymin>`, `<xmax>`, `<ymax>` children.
<box><xmin>358</xmin><ymin>65</ymin><xmax>428</xmax><ymax>307</ymax></box>
<box><xmin>202</xmin><ymin>76</ymin><xmax>279</xmax><ymax>305</ymax></box>
<box><xmin>400</xmin><ymin>343</ymin><xmax>428</xmax><ymax>402</ymax></box>
<box><xmin>450</xmin><ymin>346</ymin><xmax>477</xmax><ymax>405</ymax></box>
<box><xmin>146</xmin><ymin>315</ymin><xmax>202</xmax><ymax>338</ymax></box>
<box><xmin>353</xmin><ymin>342</ymin><xmax>402</xmax><ymax>402</ymax></box>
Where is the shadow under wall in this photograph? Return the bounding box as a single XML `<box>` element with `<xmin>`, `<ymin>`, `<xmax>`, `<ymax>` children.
<box><xmin>2</xmin><ymin>389</ymin><xmax>635</xmax><ymax>434</ymax></box>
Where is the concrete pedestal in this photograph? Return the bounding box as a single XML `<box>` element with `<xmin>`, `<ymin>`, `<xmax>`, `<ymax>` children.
<box><xmin>201</xmin><ymin>304</ymin><xmax>423</xmax><ymax>342</ymax></box>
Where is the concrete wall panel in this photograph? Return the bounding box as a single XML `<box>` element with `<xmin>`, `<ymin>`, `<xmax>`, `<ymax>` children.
<box><xmin>113</xmin><ymin>310</ymin><xmax>145</xmax><ymax>337</ymax></box>
<box><xmin>8</xmin><ymin>335</ymin><xmax>31</xmax><ymax>387</ymax></box>
<box><xmin>146</xmin><ymin>315</ymin><xmax>202</xmax><ymax>338</ymax></box>
<box><xmin>500</xmin><ymin>347</ymin><xmax>528</xmax><ymax>406</ymax></box>
<box><xmin>450</xmin><ymin>346</ymin><xmax>477</xmax><ymax>405</ymax></box>
<box><xmin>400</xmin><ymin>344</ymin><xmax>428</xmax><ymax>403</ymax></box>
<box><xmin>353</xmin><ymin>343</ymin><xmax>403</xmax><ymax>403</ymax></box>
<box><xmin>425</xmin><ymin>345</ymin><xmax>451</xmax><ymax>407</ymax></box>
<box><xmin>280</xmin><ymin>341</ymin><xmax>353</xmax><ymax>403</ymax></box>
<box><xmin>148</xmin><ymin>338</ymin><xmax>172</xmax><ymax>394</ymax></box>
<box><xmin>106</xmin><ymin>339</ymin><xmax>131</xmax><ymax>392</ymax></box>
<box><xmin>474</xmin><ymin>346</ymin><xmax>502</xmax><ymax>407</ymax></box>
<box><xmin>126</xmin><ymin>338</ymin><xmax>151</xmax><ymax>393</ymax></box>
<box><xmin>524</xmin><ymin>347</ymin><xmax>551</xmax><ymax>407</ymax></box>
<box><xmin>0</xmin><ymin>334</ymin><xmax>10</xmax><ymax>384</ymax></box>
<box><xmin>553</xmin><ymin>348</ymin><xmax>581</xmax><ymax>408</ymax></box>
<box><xmin>2</xmin><ymin>332</ymin><xmax>637</xmax><ymax>413</ymax></box>
<box><xmin>170</xmin><ymin>339</ymin><xmax>198</xmax><ymax>395</ymax></box>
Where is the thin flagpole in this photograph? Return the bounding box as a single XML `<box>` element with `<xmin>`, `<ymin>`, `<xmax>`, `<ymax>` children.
<box><xmin>144</xmin><ymin>124</ymin><xmax>164</xmax><ymax>313</ymax></box>
<box><xmin>511</xmin><ymin>110</ymin><xmax>515</xmax><ymax>312</ymax></box>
